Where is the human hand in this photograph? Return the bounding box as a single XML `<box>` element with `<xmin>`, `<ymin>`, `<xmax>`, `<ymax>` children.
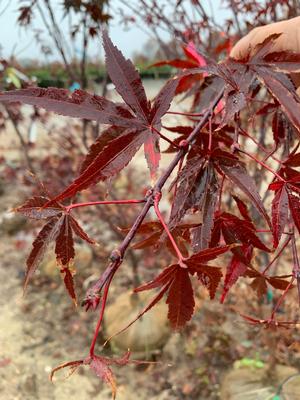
<box><xmin>230</xmin><ymin>16</ymin><xmax>300</xmax><ymax>60</ymax></box>
<box><xmin>230</xmin><ymin>17</ymin><xmax>300</xmax><ymax>94</ymax></box>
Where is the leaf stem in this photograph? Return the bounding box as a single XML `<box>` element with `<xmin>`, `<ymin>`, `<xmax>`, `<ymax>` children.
<box><xmin>173</xmin><ymin>156</ymin><xmax>184</xmax><ymax>201</ymax></box>
<box><xmin>208</xmin><ymin>113</ymin><xmax>213</xmax><ymax>152</ymax></box>
<box><xmin>291</xmin><ymin>233</ymin><xmax>300</xmax><ymax>306</ymax></box>
<box><xmin>153</xmin><ymin>191</ymin><xmax>186</xmax><ymax>265</ymax></box>
<box><xmin>166</xmin><ymin>110</ymin><xmax>205</xmax><ymax>117</ymax></box>
<box><xmin>240</xmin><ymin>128</ymin><xmax>282</xmax><ymax>165</ymax></box>
<box><xmin>150</xmin><ymin>125</ymin><xmax>180</xmax><ymax>149</ymax></box>
<box><xmin>66</xmin><ymin>199</ymin><xmax>145</xmax><ymax>212</ymax></box>
<box><xmin>89</xmin><ymin>273</ymin><xmax>113</xmax><ymax>357</ymax></box>
<box><xmin>238</xmin><ymin>148</ymin><xmax>285</xmax><ymax>182</ymax></box>
<box><xmin>270</xmin><ymin>277</ymin><xmax>294</xmax><ymax>320</ymax></box>
<box><xmin>262</xmin><ymin>236</ymin><xmax>291</xmax><ymax>275</ymax></box>
<box><xmin>218</xmin><ymin>174</ymin><xmax>225</xmax><ymax>212</ymax></box>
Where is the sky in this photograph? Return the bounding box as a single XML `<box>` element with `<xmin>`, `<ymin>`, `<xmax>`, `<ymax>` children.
<box><xmin>0</xmin><ymin>0</ymin><xmax>151</xmax><ymax>61</ymax></box>
<box><xmin>0</xmin><ymin>0</ymin><xmax>230</xmax><ymax>62</ymax></box>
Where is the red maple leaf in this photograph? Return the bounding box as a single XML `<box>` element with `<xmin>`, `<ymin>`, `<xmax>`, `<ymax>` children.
<box><xmin>269</xmin><ymin>174</ymin><xmax>300</xmax><ymax>248</ymax></box>
<box><xmin>134</xmin><ymin>245</ymin><xmax>231</xmax><ymax>329</ymax></box>
<box><xmin>151</xmin><ymin>41</ymin><xmax>209</xmax><ymax>94</ymax></box>
<box><xmin>16</xmin><ymin>196</ymin><xmax>95</xmax><ymax>302</ymax></box>
<box><xmin>50</xmin><ymin>351</ymin><xmax>142</xmax><ymax>400</ymax></box>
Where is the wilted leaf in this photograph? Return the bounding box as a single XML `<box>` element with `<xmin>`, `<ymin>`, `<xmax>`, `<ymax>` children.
<box><xmin>271</xmin><ymin>185</ymin><xmax>289</xmax><ymax>248</ymax></box>
<box><xmin>16</xmin><ymin>196</ymin><xmax>63</xmax><ymax>219</ymax></box>
<box><xmin>220</xmin><ymin>245</ymin><xmax>252</xmax><ymax>303</ymax></box>
<box><xmin>25</xmin><ymin>216</ymin><xmax>63</xmax><ymax>290</ymax></box>
<box><xmin>219</xmin><ymin>163</ymin><xmax>271</xmax><ymax>228</ymax></box>
<box><xmin>55</xmin><ymin>214</ymin><xmax>75</xmax><ymax>266</ymax></box>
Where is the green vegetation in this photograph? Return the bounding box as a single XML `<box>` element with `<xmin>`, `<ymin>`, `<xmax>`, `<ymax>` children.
<box><xmin>23</xmin><ymin>62</ymin><xmax>173</xmax><ymax>88</ymax></box>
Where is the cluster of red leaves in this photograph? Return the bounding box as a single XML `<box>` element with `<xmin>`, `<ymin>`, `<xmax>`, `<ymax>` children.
<box><xmin>152</xmin><ymin>41</ymin><xmax>208</xmax><ymax>95</ymax></box>
<box><xmin>269</xmin><ymin>161</ymin><xmax>300</xmax><ymax>247</ymax></box>
<box><xmin>50</xmin><ymin>351</ymin><xmax>139</xmax><ymax>400</ymax></box>
<box><xmin>3</xmin><ymin>31</ymin><xmax>300</xmax><ymax>397</ymax></box>
<box><xmin>134</xmin><ymin>245</ymin><xmax>231</xmax><ymax>329</ymax></box>
<box><xmin>16</xmin><ymin>196</ymin><xmax>95</xmax><ymax>303</ymax></box>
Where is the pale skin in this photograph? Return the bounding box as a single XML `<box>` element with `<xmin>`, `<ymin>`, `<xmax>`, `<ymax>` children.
<box><xmin>230</xmin><ymin>16</ymin><xmax>300</xmax><ymax>94</ymax></box>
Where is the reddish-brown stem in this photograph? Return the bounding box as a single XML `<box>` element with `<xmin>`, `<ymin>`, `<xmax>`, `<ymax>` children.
<box><xmin>166</xmin><ymin>110</ymin><xmax>205</xmax><ymax>117</ymax></box>
<box><xmin>270</xmin><ymin>277</ymin><xmax>295</xmax><ymax>320</ymax></box>
<box><xmin>153</xmin><ymin>192</ymin><xmax>186</xmax><ymax>265</ymax></box>
<box><xmin>238</xmin><ymin>149</ymin><xmax>285</xmax><ymax>182</ymax></box>
<box><xmin>291</xmin><ymin>233</ymin><xmax>300</xmax><ymax>305</ymax></box>
<box><xmin>262</xmin><ymin>147</ymin><xmax>279</xmax><ymax>164</ymax></box>
<box><xmin>262</xmin><ymin>236</ymin><xmax>291</xmax><ymax>275</ymax></box>
<box><xmin>218</xmin><ymin>174</ymin><xmax>225</xmax><ymax>212</ymax></box>
<box><xmin>84</xmin><ymin>196</ymin><xmax>155</xmax><ymax>301</ymax></box>
<box><xmin>291</xmin><ymin>232</ymin><xmax>300</xmax><ymax>273</ymax></box>
<box><xmin>66</xmin><ymin>199</ymin><xmax>145</xmax><ymax>212</ymax></box>
<box><xmin>233</xmin><ymin>114</ymin><xmax>240</xmax><ymax>149</ymax></box>
<box><xmin>173</xmin><ymin>156</ymin><xmax>184</xmax><ymax>201</ymax></box>
<box><xmin>208</xmin><ymin>113</ymin><xmax>213</xmax><ymax>152</ymax></box>
<box><xmin>257</xmin><ymin>230</ymin><xmax>293</xmax><ymax>234</ymax></box>
<box><xmin>89</xmin><ymin>273</ymin><xmax>113</xmax><ymax>357</ymax></box>
<box><xmin>240</xmin><ymin>128</ymin><xmax>282</xmax><ymax>165</ymax></box>
<box><xmin>150</xmin><ymin>125</ymin><xmax>180</xmax><ymax>149</ymax></box>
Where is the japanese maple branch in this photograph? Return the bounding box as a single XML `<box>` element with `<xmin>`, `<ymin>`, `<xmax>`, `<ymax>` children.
<box><xmin>153</xmin><ymin>192</ymin><xmax>186</xmax><ymax>265</ymax></box>
<box><xmin>83</xmin><ymin>85</ymin><xmax>224</xmax><ymax>349</ymax></box>
<box><xmin>86</xmin><ymin>87</ymin><xmax>224</xmax><ymax>293</ymax></box>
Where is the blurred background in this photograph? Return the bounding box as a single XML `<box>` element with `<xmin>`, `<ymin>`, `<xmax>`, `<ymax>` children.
<box><xmin>1</xmin><ymin>1</ymin><xmax>300</xmax><ymax>399</ymax></box>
